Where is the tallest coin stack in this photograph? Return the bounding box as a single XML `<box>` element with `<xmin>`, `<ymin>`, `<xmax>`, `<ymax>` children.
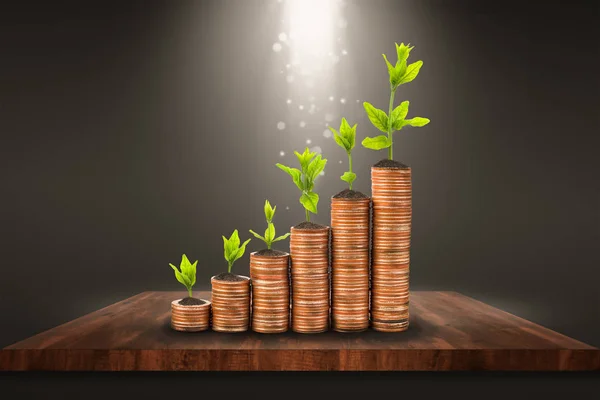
<box><xmin>370</xmin><ymin>164</ymin><xmax>412</xmax><ymax>332</ymax></box>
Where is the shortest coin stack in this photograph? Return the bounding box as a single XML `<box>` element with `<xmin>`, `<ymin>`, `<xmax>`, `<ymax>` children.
<box><xmin>171</xmin><ymin>300</ymin><xmax>211</xmax><ymax>332</ymax></box>
<box><xmin>211</xmin><ymin>276</ymin><xmax>251</xmax><ymax>332</ymax></box>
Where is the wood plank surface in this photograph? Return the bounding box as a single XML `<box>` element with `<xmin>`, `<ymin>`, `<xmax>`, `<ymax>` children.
<box><xmin>1</xmin><ymin>291</ymin><xmax>598</xmax><ymax>371</ymax></box>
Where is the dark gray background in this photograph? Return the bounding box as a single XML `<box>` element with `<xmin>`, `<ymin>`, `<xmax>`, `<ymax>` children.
<box><xmin>1</xmin><ymin>0</ymin><xmax>598</xmax><ymax>359</ymax></box>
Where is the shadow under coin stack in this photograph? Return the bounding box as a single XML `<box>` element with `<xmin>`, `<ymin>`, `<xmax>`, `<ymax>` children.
<box><xmin>330</xmin><ymin>197</ymin><xmax>371</xmax><ymax>332</ymax></box>
<box><xmin>371</xmin><ymin>166</ymin><xmax>412</xmax><ymax>332</ymax></box>
<box><xmin>289</xmin><ymin>225</ymin><xmax>330</xmax><ymax>333</ymax></box>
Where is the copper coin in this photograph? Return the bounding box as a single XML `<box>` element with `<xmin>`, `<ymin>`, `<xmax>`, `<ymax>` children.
<box><xmin>170</xmin><ymin>299</ymin><xmax>211</xmax><ymax>332</ymax></box>
<box><xmin>331</xmin><ymin>197</ymin><xmax>370</xmax><ymax>332</ymax></box>
<box><xmin>250</xmin><ymin>252</ymin><xmax>290</xmax><ymax>333</ymax></box>
<box><xmin>370</xmin><ymin>166</ymin><xmax>412</xmax><ymax>332</ymax></box>
<box><xmin>211</xmin><ymin>275</ymin><xmax>251</xmax><ymax>333</ymax></box>
<box><xmin>290</xmin><ymin>226</ymin><xmax>330</xmax><ymax>334</ymax></box>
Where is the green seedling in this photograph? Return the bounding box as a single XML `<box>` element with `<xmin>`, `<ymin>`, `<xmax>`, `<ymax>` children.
<box><xmin>276</xmin><ymin>147</ymin><xmax>327</xmax><ymax>222</ymax></box>
<box><xmin>222</xmin><ymin>229</ymin><xmax>251</xmax><ymax>273</ymax></box>
<box><xmin>249</xmin><ymin>200</ymin><xmax>290</xmax><ymax>249</ymax></box>
<box><xmin>362</xmin><ymin>42</ymin><xmax>430</xmax><ymax>160</ymax></box>
<box><xmin>329</xmin><ymin>117</ymin><xmax>357</xmax><ymax>190</ymax></box>
<box><xmin>169</xmin><ymin>254</ymin><xmax>197</xmax><ymax>298</ymax></box>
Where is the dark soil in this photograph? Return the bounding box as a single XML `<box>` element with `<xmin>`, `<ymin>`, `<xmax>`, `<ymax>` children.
<box><xmin>213</xmin><ymin>272</ymin><xmax>247</xmax><ymax>282</ymax></box>
<box><xmin>178</xmin><ymin>297</ymin><xmax>207</xmax><ymax>306</ymax></box>
<box><xmin>374</xmin><ymin>159</ymin><xmax>409</xmax><ymax>169</ymax></box>
<box><xmin>294</xmin><ymin>221</ymin><xmax>328</xmax><ymax>230</ymax></box>
<box><xmin>332</xmin><ymin>189</ymin><xmax>369</xmax><ymax>199</ymax></box>
<box><xmin>255</xmin><ymin>249</ymin><xmax>288</xmax><ymax>256</ymax></box>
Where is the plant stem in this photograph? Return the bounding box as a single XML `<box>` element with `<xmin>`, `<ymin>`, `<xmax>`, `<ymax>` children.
<box><xmin>228</xmin><ymin>261</ymin><xmax>233</xmax><ymax>274</ymax></box>
<box><xmin>387</xmin><ymin>88</ymin><xmax>396</xmax><ymax>160</ymax></box>
<box><xmin>305</xmin><ymin>208</ymin><xmax>310</xmax><ymax>222</ymax></box>
<box><xmin>187</xmin><ymin>287</ymin><xmax>193</xmax><ymax>298</ymax></box>
<box><xmin>347</xmin><ymin>152</ymin><xmax>353</xmax><ymax>190</ymax></box>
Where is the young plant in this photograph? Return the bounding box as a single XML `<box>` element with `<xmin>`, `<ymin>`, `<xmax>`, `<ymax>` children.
<box><xmin>169</xmin><ymin>254</ymin><xmax>197</xmax><ymax>298</ymax></box>
<box><xmin>249</xmin><ymin>200</ymin><xmax>290</xmax><ymax>249</ymax></box>
<box><xmin>329</xmin><ymin>117</ymin><xmax>357</xmax><ymax>190</ymax></box>
<box><xmin>276</xmin><ymin>148</ymin><xmax>327</xmax><ymax>222</ymax></box>
<box><xmin>222</xmin><ymin>229</ymin><xmax>251</xmax><ymax>274</ymax></box>
<box><xmin>362</xmin><ymin>42</ymin><xmax>430</xmax><ymax>160</ymax></box>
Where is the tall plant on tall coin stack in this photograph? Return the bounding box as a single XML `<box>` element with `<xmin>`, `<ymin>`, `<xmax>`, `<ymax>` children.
<box><xmin>248</xmin><ymin>200</ymin><xmax>291</xmax><ymax>333</ymax></box>
<box><xmin>329</xmin><ymin>118</ymin><xmax>371</xmax><ymax>332</ymax></box>
<box><xmin>363</xmin><ymin>43</ymin><xmax>430</xmax><ymax>332</ymax></box>
<box><xmin>211</xmin><ymin>230</ymin><xmax>252</xmax><ymax>332</ymax></box>
<box><xmin>276</xmin><ymin>148</ymin><xmax>330</xmax><ymax>333</ymax></box>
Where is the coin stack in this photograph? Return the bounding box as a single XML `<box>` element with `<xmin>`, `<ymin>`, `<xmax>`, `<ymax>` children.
<box><xmin>371</xmin><ymin>166</ymin><xmax>412</xmax><ymax>332</ymax></box>
<box><xmin>170</xmin><ymin>299</ymin><xmax>211</xmax><ymax>332</ymax></box>
<box><xmin>250</xmin><ymin>251</ymin><xmax>290</xmax><ymax>333</ymax></box>
<box><xmin>210</xmin><ymin>276</ymin><xmax>251</xmax><ymax>332</ymax></box>
<box><xmin>289</xmin><ymin>225</ymin><xmax>330</xmax><ymax>333</ymax></box>
<box><xmin>331</xmin><ymin>197</ymin><xmax>370</xmax><ymax>332</ymax></box>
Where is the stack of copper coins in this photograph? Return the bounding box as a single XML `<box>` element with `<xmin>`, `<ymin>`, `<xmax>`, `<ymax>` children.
<box><xmin>170</xmin><ymin>299</ymin><xmax>211</xmax><ymax>332</ymax></box>
<box><xmin>210</xmin><ymin>276</ymin><xmax>251</xmax><ymax>332</ymax></box>
<box><xmin>331</xmin><ymin>197</ymin><xmax>370</xmax><ymax>332</ymax></box>
<box><xmin>289</xmin><ymin>225</ymin><xmax>330</xmax><ymax>333</ymax></box>
<box><xmin>250</xmin><ymin>251</ymin><xmax>290</xmax><ymax>333</ymax></box>
<box><xmin>371</xmin><ymin>166</ymin><xmax>412</xmax><ymax>332</ymax></box>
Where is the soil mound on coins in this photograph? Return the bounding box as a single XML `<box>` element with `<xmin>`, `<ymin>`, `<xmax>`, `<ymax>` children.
<box><xmin>178</xmin><ymin>297</ymin><xmax>207</xmax><ymax>306</ymax></box>
<box><xmin>373</xmin><ymin>159</ymin><xmax>409</xmax><ymax>169</ymax></box>
<box><xmin>213</xmin><ymin>272</ymin><xmax>247</xmax><ymax>282</ymax></box>
<box><xmin>333</xmin><ymin>189</ymin><xmax>369</xmax><ymax>199</ymax></box>
<box><xmin>294</xmin><ymin>221</ymin><xmax>328</xmax><ymax>230</ymax></box>
<box><xmin>255</xmin><ymin>249</ymin><xmax>288</xmax><ymax>256</ymax></box>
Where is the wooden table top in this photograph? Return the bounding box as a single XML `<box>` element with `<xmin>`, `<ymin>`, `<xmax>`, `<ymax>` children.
<box><xmin>2</xmin><ymin>291</ymin><xmax>598</xmax><ymax>371</ymax></box>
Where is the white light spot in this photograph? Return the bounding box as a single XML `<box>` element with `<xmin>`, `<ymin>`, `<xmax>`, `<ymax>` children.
<box><xmin>278</xmin><ymin>32</ymin><xmax>288</xmax><ymax>42</ymax></box>
<box><xmin>308</xmin><ymin>104</ymin><xmax>316</xmax><ymax>114</ymax></box>
<box><xmin>329</xmin><ymin>96</ymin><xmax>334</xmax><ymax>101</ymax></box>
<box><xmin>308</xmin><ymin>95</ymin><xmax>316</xmax><ymax>102</ymax></box>
<box><xmin>356</xmin><ymin>99</ymin><xmax>360</xmax><ymax>103</ymax></box>
<box><xmin>285</xmin><ymin>206</ymin><xmax>290</xmax><ymax>210</ymax></box>
<box><xmin>273</xmin><ymin>42</ymin><xmax>283</xmax><ymax>52</ymax></box>
<box><xmin>340</xmin><ymin>98</ymin><xmax>346</xmax><ymax>104</ymax></box>
<box><xmin>319</xmin><ymin>171</ymin><xmax>325</xmax><ymax>176</ymax></box>
<box><xmin>339</xmin><ymin>160</ymin><xmax>343</xmax><ymax>164</ymax></box>
<box><xmin>325</xmin><ymin>113</ymin><xmax>334</xmax><ymax>122</ymax></box>
<box><xmin>306</xmin><ymin>139</ymin><xmax>312</xmax><ymax>144</ymax></box>
<box><xmin>298</xmin><ymin>104</ymin><xmax>304</xmax><ymax>110</ymax></box>
<box><xmin>311</xmin><ymin>146</ymin><xmax>322</xmax><ymax>154</ymax></box>
<box><xmin>277</xmin><ymin>121</ymin><xmax>286</xmax><ymax>130</ymax></box>
<box><xmin>323</xmin><ymin>129</ymin><xmax>332</xmax><ymax>138</ymax></box>
<box><xmin>279</xmin><ymin>151</ymin><xmax>285</xmax><ymax>157</ymax></box>
<box><xmin>286</xmin><ymin>75</ymin><xmax>295</xmax><ymax>83</ymax></box>
<box><xmin>299</xmin><ymin>121</ymin><xmax>306</xmax><ymax>128</ymax></box>
<box><xmin>286</xmin><ymin>63</ymin><xmax>291</xmax><ymax>69</ymax></box>
<box><xmin>286</xmin><ymin>99</ymin><xmax>292</xmax><ymax>104</ymax></box>
<box><xmin>342</xmin><ymin>49</ymin><xmax>348</xmax><ymax>55</ymax></box>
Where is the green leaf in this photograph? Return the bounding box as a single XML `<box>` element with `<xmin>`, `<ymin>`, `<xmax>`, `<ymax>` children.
<box><xmin>363</xmin><ymin>102</ymin><xmax>389</xmax><ymax>133</ymax></box>
<box><xmin>339</xmin><ymin>118</ymin><xmax>356</xmax><ymax>150</ymax></box>
<box><xmin>264</xmin><ymin>199</ymin><xmax>275</xmax><ymax>222</ymax></box>
<box><xmin>403</xmin><ymin>117</ymin><xmax>430</xmax><ymax>127</ymax></box>
<box><xmin>391</xmin><ymin>101</ymin><xmax>410</xmax><ymax>130</ymax></box>
<box><xmin>249</xmin><ymin>229</ymin><xmax>266</xmax><ymax>242</ymax></box>
<box><xmin>383</xmin><ymin>53</ymin><xmax>401</xmax><ymax>87</ymax></box>
<box><xmin>234</xmin><ymin>238</ymin><xmax>251</xmax><ymax>262</ymax></box>
<box><xmin>307</xmin><ymin>155</ymin><xmax>327</xmax><ymax>181</ymax></box>
<box><xmin>265</xmin><ymin>222</ymin><xmax>275</xmax><ymax>244</ymax></box>
<box><xmin>341</xmin><ymin>171</ymin><xmax>356</xmax><ymax>186</ymax></box>
<box><xmin>299</xmin><ymin>192</ymin><xmax>319</xmax><ymax>214</ymax></box>
<box><xmin>179</xmin><ymin>254</ymin><xmax>190</xmax><ymax>277</ymax></box>
<box><xmin>276</xmin><ymin>163</ymin><xmax>304</xmax><ymax>191</ymax></box>
<box><xmin>399</xmin><ymin>60</ymin><xmax>423</xmax><ymax>85</ymax></box>
<box><xmin>330</xmin><ymin>126</ymin><xmax>350</xmax><ymax>151</ymax></box>
<box><xmin>294</xmin><ymin>148</ymin><xmax>315</xmax><ymax>171</ymax></box>
<box><xmin>171</xmin><ymin>265</ymin><xmax>191</xmax><ymax>289</ymax></box>
<box><xmin>395</xmin><ymin>42</ymin><xmax>413</xmax><ymax>65</ymax></box>
<box><xmin>273</xmin><ymin>232</ymin><xmax>290</xmax><ymax>242</ymax></box>
<box><xmin>189</xmin><ymin>260</ymin><xmax>197</xmax><ymax>287</ymax></box>
<box><xmin>362</xmin><ymin>135</ymin><xmax>391</xmax><ymax>150</ymax></box>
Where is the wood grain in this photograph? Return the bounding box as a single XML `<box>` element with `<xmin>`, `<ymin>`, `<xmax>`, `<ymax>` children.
<box><xmin>1</xmin><ymin>291</ymin><xmax>598</xmax><ymax>371</ymax></box>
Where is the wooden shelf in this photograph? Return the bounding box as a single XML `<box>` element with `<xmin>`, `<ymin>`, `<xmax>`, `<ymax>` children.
<box><xmin>1</xmin><ymin>291</ymin><xmax>598</xmax><ymax>371</ymax></box>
